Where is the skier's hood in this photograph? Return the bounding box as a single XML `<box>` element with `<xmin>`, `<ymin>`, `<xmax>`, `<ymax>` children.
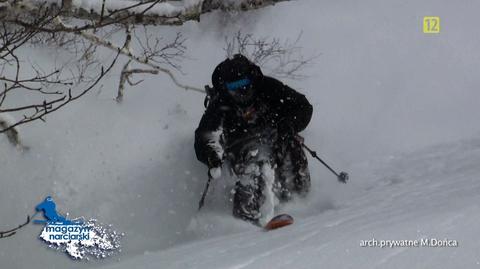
<box><xmin>211</xmin><ymin>54</ymin><xmax>263</xmax><ymax>106</ymax></box>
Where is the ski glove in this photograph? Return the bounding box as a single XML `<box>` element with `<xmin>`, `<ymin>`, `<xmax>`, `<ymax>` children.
<box><xmin>207</xmin><ymin>154</ymin><xmax>223</xmax><ymax>169</ymax></box>
<box><xmin>209</xmin><ymin>167</ymin><xmax>222</xmax><ymax>179</ymax></box>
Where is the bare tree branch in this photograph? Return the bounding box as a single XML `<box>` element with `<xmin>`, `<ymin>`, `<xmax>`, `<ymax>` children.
<box><xmin>1</xmin><ymin>0</ymin><xmax>290</xmax><ymax>28</ymax></box>
<box><xmin>224</xmin><ymin>31</ymin><xmax>318</xmax><ymax>80</ymax></box>
<box><xmin>0</xmin><ymin>0</ymin><xmax>295</xmax><ymax>139</ymax></box>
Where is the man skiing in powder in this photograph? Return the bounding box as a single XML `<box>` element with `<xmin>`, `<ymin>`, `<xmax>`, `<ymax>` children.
<box><xmin>195</xmin><ymin>54</ymin><xmax>313</xmax><ymax>226</ymax></box>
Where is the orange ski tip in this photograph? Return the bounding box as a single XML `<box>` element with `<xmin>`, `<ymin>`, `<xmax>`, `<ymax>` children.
<box><xmin>264</xmin><ymin>214</ymin><xmax>294</xmax><ymax>231</ymax></box>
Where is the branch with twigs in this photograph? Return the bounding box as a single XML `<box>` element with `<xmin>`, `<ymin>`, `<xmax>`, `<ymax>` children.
<box><xmin>0</xmin><ymin>0</ymin><xmax>296</xmax><ymax>141</ymax></box>
<box><xmin>1</xmin><ymin>0</ymin><xmax>291</xmax><ymax>29</ymax></box>
<box><xmin>0</xmin><ymin>27</ymin><xmax>124</xmax><ymax>133</ymax></box>
<box><xmin>224</xmin><ymin>31</ymin><xmax>318</xmax><ymax>80</ymax></box>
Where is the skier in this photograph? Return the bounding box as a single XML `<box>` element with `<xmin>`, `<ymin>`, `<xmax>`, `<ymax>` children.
<box><xmin>35</xmin><ymin>196</ymin><xmax>72</xmax><ymax>224</ymax></box>
<box><xmin>195</xmin><ymin>54</ymin><xmax>313</xmax><ymax>225</ymax></box>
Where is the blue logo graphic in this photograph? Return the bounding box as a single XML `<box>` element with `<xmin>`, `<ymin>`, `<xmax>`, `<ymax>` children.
<box><xmin>34</xmin><ymin>196</ymin><xmax>81</xmax><ymax>225</ymax></box>
<box><xmin>32</xmin><ymin>196</ymin><xmax>123</xmax><ymax>260</ymax></box>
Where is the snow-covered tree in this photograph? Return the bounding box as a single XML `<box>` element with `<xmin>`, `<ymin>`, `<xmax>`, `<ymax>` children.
<box><xmin>0</xmin><ymin>0</ymin><xmax>306</xmax><ymax>147</ymax></box>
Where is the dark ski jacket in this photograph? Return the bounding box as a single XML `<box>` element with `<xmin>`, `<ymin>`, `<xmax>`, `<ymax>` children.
<box><xmin>194</xmin><ymin>76</ymin><xmax>313</xmax><ymax>166</ymax></box>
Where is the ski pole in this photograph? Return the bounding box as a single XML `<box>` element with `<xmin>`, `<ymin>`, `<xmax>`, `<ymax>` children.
<box><xmin>198</xmin><ymin>170</ymin><xmax>213</xmax><ymax>211</ymax></box>
<box><xmin>0</xmin><ymin>213</ymin><xmax>36</xmax><ymax>239</ymax></box>
<box><xmin>301</xmin><ymin>142</ymin><xmax>349</xmax><ymax>183</ymax></box>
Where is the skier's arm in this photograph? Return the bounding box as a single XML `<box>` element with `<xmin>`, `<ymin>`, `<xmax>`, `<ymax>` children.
<box><xmin>263</xmin><ymin>77</ymin><xmax>313</xmax><ymax>133</ymax></box>
<box><xmin>281</xmin><ymin>86</ymin><xmax>313</xmax><ymax>133</ymax></box>
<box><xmin>194</xmin><ymin>105</ymin><xmax>224</xmax><ymax>167</ymax></box>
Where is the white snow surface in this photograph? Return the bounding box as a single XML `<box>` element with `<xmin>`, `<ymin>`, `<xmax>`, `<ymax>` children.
<box><xmin>2</xmin><ymin>0</ymin><xmax>480</xmax><ymax>268</ymax></box>
<box><xmin>100</xmin><ymin>138</ymin><xmax>480</xmax><ymax>269</ymax></box>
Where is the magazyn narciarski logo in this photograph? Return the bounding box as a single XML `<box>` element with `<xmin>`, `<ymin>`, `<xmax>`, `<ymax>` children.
<box><xmin>33</xmin><ymin>196</ymin><xmax>123</xmax><ymax>259</ymax></box>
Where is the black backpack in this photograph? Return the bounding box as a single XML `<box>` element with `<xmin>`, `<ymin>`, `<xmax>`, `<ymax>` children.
<box><xmin>203</xmin><ymin>85</ymin><xmax>218</xmax><ymax>108</ymax></box>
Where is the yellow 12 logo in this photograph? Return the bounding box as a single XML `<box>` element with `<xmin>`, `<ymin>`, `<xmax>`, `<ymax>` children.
<box><xmin>423</xmin><ymin>16</ymin><xmax>440</xmax><ymax>34</ymax></box>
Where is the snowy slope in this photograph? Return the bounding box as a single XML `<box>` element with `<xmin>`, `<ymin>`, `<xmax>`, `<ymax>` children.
<box><xmin>99</xmin><ymin>138</ymin><xmax>480</xmax><ymax>269</ymax></box>
<box><xmin>2</xmin><ymin>0</ymin><xmax>480</xmax><ymax>268</ymax></box>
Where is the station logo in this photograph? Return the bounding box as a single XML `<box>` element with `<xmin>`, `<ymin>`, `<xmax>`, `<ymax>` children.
<box><xmin>33</xmin><ymin>196</ymin><xmax>123</xmax><ymax>260</ymax></box>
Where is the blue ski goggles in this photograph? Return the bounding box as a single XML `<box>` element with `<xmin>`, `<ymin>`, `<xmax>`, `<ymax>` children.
<box><xmin>225</xmin><ymin>78</ymin><xmax>252</xmax><ymax>92</ymax></box>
